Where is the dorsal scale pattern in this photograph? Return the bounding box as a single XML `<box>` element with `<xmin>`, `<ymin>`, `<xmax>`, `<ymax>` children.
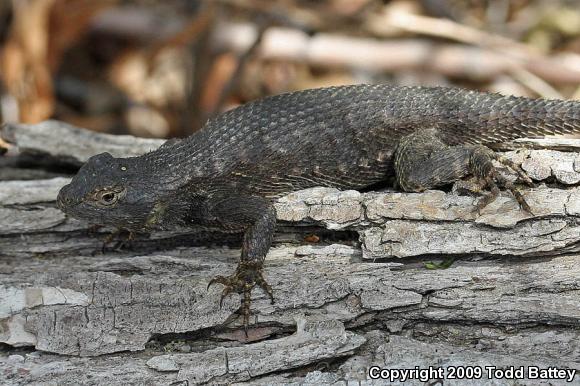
<box><xmin>141</xmin><ymin>84</ymin><xmax>580</xmax><ymax>197</ymax></box>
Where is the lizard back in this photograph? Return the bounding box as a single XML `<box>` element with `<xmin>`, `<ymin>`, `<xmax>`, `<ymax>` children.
<box><xmin>145</xmin><ymin>84</ymin><xmax>580</xmax><ymax>198</ymax></box>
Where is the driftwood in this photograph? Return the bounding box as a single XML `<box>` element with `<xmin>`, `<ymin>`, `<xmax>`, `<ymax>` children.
<box><xmin>1</xmin><ymin>121</ymin><xmax>580</xmax><ymax>385</ymax></box>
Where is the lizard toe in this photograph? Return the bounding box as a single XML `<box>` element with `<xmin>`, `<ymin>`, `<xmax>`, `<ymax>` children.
<box><xmin>207</xmin><ymin>262</ymin><xmax>274</xmax><ymax>331</ymax></box>
<box><xmin>207</xmin><ymin>275</ymin><xmax>230</xmax><ymax>291</ymax></box>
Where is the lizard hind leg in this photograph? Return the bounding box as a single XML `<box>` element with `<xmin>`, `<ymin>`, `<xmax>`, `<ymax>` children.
<box><xmin>394</xmin><ymin>130</ymin><xmax>532</xmax><ymax>213</ymax></box>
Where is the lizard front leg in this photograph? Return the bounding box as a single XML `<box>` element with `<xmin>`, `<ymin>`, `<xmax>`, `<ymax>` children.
<box><xmin>394</xmin><ymin>129</ymin><xmax>533</xmax><ymax>213</ymax></box>
<box><xmin>205</xmin><ymin>194</ymin><xmax>276</xmax><ymax>331</ymax></box>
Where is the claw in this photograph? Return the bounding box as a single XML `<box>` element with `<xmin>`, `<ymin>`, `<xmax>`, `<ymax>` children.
<box><xmin>493</xmin><ymin>171</ymin><xmax>534</xmax><ymax>215</ymax></box>
<box><xmin>101</xmin><ymin>228</ymin><xmax>136</xmax><ymax>253</ymax></box>
<box><xmin>512</xmin><ymin>189</ymin><xmax>533</xmax><ymax>215</ymax></box>
<box><xmin>207</xmin><ymin>276</ymin><xmax>235</xmax><ymax>309</ymax></box>
<box><xmin>242</xmin><ymin>288</ymin><xmax>252</xmax><ymax>337</ymax></box>
<box><xmin>256</xmin><ymin>275</ymin><xmax>274</xmax><ymax>304</ymax></box>
<box><xmin>207</xmin><ymin>275</ymin><xmax>227</xmax><ymax>291</ymax></box>
<box><xmin>101</xmin><ymin>231</ymin><xmax>117</xmax><ymax>253</ymax></box>
<box><xmin>493</xmin><ymin>154</ymin><xmax>534</xmax><ymax>187</ymax></box>
<box><xmin>207</xmin><ymin>262</ymin><xmax>273</xmax><ymax>332</ymax></box>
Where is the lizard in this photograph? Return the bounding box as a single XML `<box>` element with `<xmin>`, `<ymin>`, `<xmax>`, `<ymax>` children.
<box><xmin>56</xmin><ymin>84</ymin><xmax>580</xmax><ymax>328</ymax></box>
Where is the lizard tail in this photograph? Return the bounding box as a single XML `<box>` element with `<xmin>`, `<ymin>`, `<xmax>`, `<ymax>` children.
<box><xmin>449</xmin><ymin>92</ymin><xmax>580</xmax><ymax>145</ymax></box>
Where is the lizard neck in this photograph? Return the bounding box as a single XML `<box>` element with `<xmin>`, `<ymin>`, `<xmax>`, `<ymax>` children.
<box><xmin>141</xmin><ymin>133</ymin><xmax>213</xmax><ymax>182</ymax></box>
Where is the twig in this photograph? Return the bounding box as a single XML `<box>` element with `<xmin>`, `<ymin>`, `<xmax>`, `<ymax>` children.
<box><xmin>145</xmin><ymin>5</ymin><xmax>215</xmax><ymax>66</ymax></box>
<box><xmin>212</xmin><ymin>21</ymin><xmax>269</xmax><ymax>116</ymax></box>
<box><xmin>368</xmin><ymin>7</ymin><xmax>538</xmax><ymax>57</ymax></box>
<box><xmin>367</xmin><ymin>7</ymin><xmax>580</xmax><ymax>89</ymax></box>
<box><xmin>508</xmin><ymin>67</ymin><xmax>563</xmax><ymax>99</ymax></box>
<box><xmin>213</xmin><ymin>22</ymin><xmax>580</xmax><ymax>84</ymax></box>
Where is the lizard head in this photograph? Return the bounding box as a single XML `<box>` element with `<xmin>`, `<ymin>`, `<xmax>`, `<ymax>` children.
<box><xmin>57</xmin><ymin>152</ymin><xmax>159</xmax><ymax>230</ymax></box>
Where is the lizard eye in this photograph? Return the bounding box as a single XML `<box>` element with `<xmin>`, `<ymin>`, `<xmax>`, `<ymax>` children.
<box><xmin>101</xmin><ymin>192</ymin><xmax>116</xmax><ymax>203</ymax></box>
<box><xmin>94</xmin><ymin>187</ymin><xmax>124</xmax><ymax>206</ymax></box>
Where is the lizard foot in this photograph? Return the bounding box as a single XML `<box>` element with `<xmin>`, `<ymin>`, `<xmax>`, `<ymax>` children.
<box><xmin>473</xmin><ymin>171</ymin><xmax>533</xmax><ymax>215</ymax></box>
<box><xmin>454</xmin><ymin>173</ymin><xmax>532</xmax><ymax>215</ymax></box>
<box><xmin>207</xmin><ymin>261</ymin><xmax>274</xmax><ymax>332</ymax></box>
<box><xmin>101</xmin><ymin>228</ymin><xmax>135</xmax><ymax>253</ymax></box>
<box><xmin>470</xmin><ymin>147</ymin><xmax>534</xmax><ymax>215</ymax></box>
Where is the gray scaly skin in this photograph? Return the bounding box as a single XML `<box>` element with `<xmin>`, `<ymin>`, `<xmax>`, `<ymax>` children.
<box><xmin>57</xmin><ymin>84</ymin><xmax>580</xmax><ymax>329</ymax></box>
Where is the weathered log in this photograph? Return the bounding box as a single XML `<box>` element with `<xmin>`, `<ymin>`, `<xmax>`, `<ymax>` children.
<box><xmin>1</xmin><ymin>121</ymin><xmax>164</xmax><ymax>164</ymax></box>
<box><xmin>1</xmin><ymin>121</ymin><xmax>579</xmax><ymax>385</ymax></box>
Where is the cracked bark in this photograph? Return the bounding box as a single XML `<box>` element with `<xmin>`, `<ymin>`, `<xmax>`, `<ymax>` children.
<box><xmin>1</xmin><ymin>121</ymin><xmax>580</xmax><ymax>385</ymax></box>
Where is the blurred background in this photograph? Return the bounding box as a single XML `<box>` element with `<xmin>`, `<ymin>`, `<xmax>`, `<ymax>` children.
<box><xmin>1</xmin><ymin>0</ymin><xmax>580</xmax><ymax>139</ymax></box>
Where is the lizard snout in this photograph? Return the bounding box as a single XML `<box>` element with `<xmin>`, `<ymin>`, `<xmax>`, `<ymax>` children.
<box><xmin>56</xmin><ymin>184</ymin><xmax>74</xmax><ymax>210</ymax></box>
